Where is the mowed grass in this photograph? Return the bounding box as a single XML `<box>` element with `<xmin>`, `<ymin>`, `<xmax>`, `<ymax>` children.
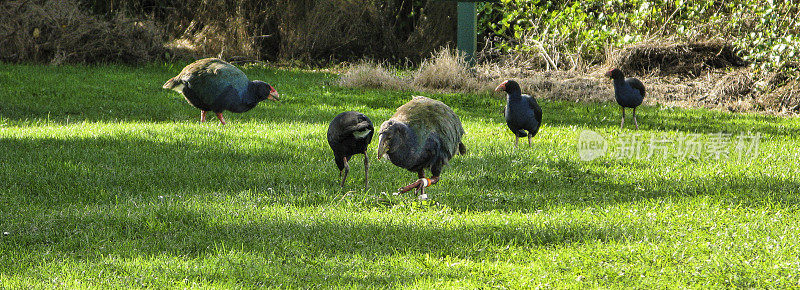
<box><xmin>1</xmin><ymin>62</ymin><xmax>800</xmax><ymax>288</ymax></box>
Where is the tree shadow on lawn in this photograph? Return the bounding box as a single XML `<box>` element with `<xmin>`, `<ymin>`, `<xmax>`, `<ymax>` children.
<box><xmin>0</xmin><ymin>122</ymin><xmax>797</xmax><ymax>286</ymax></box>
<box><xmin>1</xmin><ymin>124</ymin><xmax>796</xmax><ymax>213</ymax></box>
<box><xmin>0</xmin><ymin>201</ymin><xmax>655</xmax><ymax>287</ymax></box>
<box><xmin>443</xmin><ymin>152</ymin><xmax>800</xmax><ymax>212</ymax></box>
<box><xmin>0</xmin><ymin>133</ymin><xmax>339</xmax><ymax>206</ymax></box>
<box><xmin>3</xmin><ymin>69</ymin><xmax>796</xmax><ymax>139</ymax></box>
<box><xmin>538</xmin><ymin>100</ymin><xmax>800</xmax><ymax>137</ymax></box>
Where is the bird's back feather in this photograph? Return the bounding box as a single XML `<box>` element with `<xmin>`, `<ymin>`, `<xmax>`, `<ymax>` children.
<box><xmin>391</xmin><ymin>96</ymin><xmax>465</xmax><ymax>158</ymax></box>
<box><xmin>163</xmin><ymin>58</ymin><xmax>250</xmax><ymax>111</ymax></box>
<box><xmin>505</xmin><ymin>93</ymin><xmax>542</xmax><ymax>138</ymax></box>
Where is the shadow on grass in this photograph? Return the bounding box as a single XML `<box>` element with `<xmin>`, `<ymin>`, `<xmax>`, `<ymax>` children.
<box><xmin>1</xmin><ymin>125</ymin><xmax>796</xmax><ymax>213</ymax></box>
<box><xmin>2</xmin><ymin>62</ymin><xmax>797</xmax><ymax>137</ymax></box>
<box><xmin>539</xmin><ymin>100</ymin><xmax>800</xmax><ymax>136</ymax></box>
<box><xmin>0</xmin><ymin>201</ymin><xmax>653</xmax><ymax>287</ymax></box>
<box><xmin>0</xmin><ymin>134</ymin><xmax>336</xmax><ymax>205</ymax></box>
<box><xmin>446</xmin><ymin>152</ymin><xmax>800</xmax><ymax>212</ymax></box>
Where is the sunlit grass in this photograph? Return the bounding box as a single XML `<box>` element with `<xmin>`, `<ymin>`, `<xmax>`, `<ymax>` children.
<box><xmin>1</xmin><ymin>63</ymin><xmax>799</xmax><ymax>288</ymax></box>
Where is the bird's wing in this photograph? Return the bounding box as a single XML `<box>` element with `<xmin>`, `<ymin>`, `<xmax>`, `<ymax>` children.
<box><xmin>523</xmin><ymin>94</ymin><xmax>543</xmax><ymax>124</ymax></box>
<box><xmin>626</xmin><ymin>77</ymin><xmax>646</xmax><ymax>98</ymax></box>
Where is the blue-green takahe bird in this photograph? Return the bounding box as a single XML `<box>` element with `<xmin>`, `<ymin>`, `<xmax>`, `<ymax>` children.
<box><xmin>377</xmin><ymin>96</ymin><xmax>466</xmax><ymax>198</ymax></box>
<box><xmin>162</xmin><ymin>58</ymin><xmax>279</xmax><ymax>124</ymax></box>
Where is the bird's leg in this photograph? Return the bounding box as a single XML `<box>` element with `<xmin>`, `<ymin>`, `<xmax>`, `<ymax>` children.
<box><xmin>633</xmin><ymin>107</ymin><xmax>639</xmax><ymax>130</ymax></box>
<box><xmin>620</xmin><ymin>107</ymin><xmax>626</xmax><ymax>129</ymax></box>
<box><xmin>514</xmin><ymin>136</ymin><xmax>519</xmax><ymax>148</ymax></box>
<box><xmin>528</xmin><ymin>134</ymin><xmax>532</xmax><ymax>147</ymax></box>
<box><xmin>417</xmin><ymin>170</ymin><xmax>425</xmax><ymax>196</ymax></box>
<box><xmin>420</xmin><ymin>176</ymin><xmax>440</xmax><ymax>199</ymax></box>
<box><xmin>363</xmin><ymin>152</ymin><xmax>369</xmax><ymax>189</ymax></box>
<box><xmin>215</xmin><ymin>113</ymin><xmax>227</xmax><ymax>125</ymax></box>
<box><xmin>200</xmin><ymin>111</ymin><xmax>207</xmax><ymax>122</ymax></box>
<box><xmin>397</xmin><ymin>171</ymin><xmax>438</xmax><ymax>197</ymax></box>
<box><xmin>397</xmin><ymin>180</ymin><xmax>422</xmax><ymax>194</ymax></box>
<box><xmin>396</xmin><ymin>171</ymin><xmax>426</xmax><ymax>194</ymax></box>
<box><xmin>340</xmin><ymin>156</ymin><xmax>349</xmax><ymax>187</ymax></box>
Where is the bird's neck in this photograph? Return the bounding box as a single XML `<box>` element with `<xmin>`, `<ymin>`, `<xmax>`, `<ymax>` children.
<box><xmin>507</xmin><ymin>92</ymin><xmax>523</xmax><ymax>102</ymax></box>
<box><xmin>228</xmin><ymin>84</ymin><xmax>261</xmax><ymax>113</ymax></box>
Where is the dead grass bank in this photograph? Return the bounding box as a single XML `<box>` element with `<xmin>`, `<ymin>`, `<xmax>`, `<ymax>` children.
<box><xmin>338</xmin><ymin>45</ymin><xmax>798</xmax><ymax>116</ymax></box>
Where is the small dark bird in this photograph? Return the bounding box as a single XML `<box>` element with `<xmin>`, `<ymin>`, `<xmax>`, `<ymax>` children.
<box><xmin>495</xmin><ymin>80</ymin><xmax>542</xmax><ymax>148</ymax></box>
<box><xmin>163</xmin><ymin>58</ymin><xmax>279</xmax><ymax>124</ymax></box>
<box><xmin>606</xmin><ymin>68</ymin><xmax>645</xmax><ymax>129</ymax></box>
<box><xmin>327</xmin><ymin>111</ymin><xmax>374</xmax><ymax>188</ymax></box>
<box><xmin>377</xmin><ymin>96</ymin><xmax>466</xmax><ymax>198</ymax></box>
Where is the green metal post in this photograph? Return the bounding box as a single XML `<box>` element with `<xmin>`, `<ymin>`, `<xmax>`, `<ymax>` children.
<box><xmin>457</xmin><ymin>1</ymin><xmax>477</xmax><ymax>65</ymax></box>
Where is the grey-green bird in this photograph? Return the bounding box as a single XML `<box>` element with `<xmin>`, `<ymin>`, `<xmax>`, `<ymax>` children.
<box><xmin>162</xmin><ymin>58</ymin><xmax>279</xmax><ymax>124</ymax></box>
<box><xmin>377</xmin><ymin>96</ymin><xmax>466</xmax><ymax>198</ymax></box>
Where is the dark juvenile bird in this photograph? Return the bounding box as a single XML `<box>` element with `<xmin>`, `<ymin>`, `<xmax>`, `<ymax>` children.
<box><xmin>377</xmin><ymin>96</ymin><xmax>466</xmax><ymax>198</ymax></box>
<box><xmin>606</xmin><ymin>68</ymin><xmax>645</xmax><ymax>129</ymax></box>
<box><xmin>327</xmin><ymin>111</ymin><xmax>374</xmax><ymax>188</ymax></box>
<box><xmin>495</xmin><ymin>80</ymin><xmax>542</xmax><ymax>147</ymax></box>
<box><xmin>163</xmin><ymin>58</ymin><xmax>279</xmax><ymax>124</ymax></box>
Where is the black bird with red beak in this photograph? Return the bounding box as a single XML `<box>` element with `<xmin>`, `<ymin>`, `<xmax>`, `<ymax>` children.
<box><xmin>495</xmin><ymin>80</ymin><xmax>542</xmax><ymax>148</ymax></box>
<box><xmin>606</xmin><ymin>68</ymin><xmax>645</xmax><ymax>129</ymax></box>
<box><xmin>163</xmin><ymin>58</ymin><xmax>280</xmax><ymax>124</ymax></box>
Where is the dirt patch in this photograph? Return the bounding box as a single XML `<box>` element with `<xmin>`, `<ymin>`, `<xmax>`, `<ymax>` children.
<box><xmin>759</xmin><ymin>80</ymin><xmax>800</xmax><ymax>113</ymax></box>
<box><xmin>608</xmin><ymin>41</ymin><xmax>747</xmax><ymax>77</ymax></box>
<box><xmin>710</xmin><ymin>68</ymin><xmax>755</xmax><ymax>103</ymax></box>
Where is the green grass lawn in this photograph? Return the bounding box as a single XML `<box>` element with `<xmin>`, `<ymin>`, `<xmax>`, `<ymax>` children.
<box><xmin>1</xmin><ymin>62</ymin><xmax>799</xmax><ymax>288</ymax></box>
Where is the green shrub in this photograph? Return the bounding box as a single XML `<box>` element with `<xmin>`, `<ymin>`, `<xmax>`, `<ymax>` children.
<box><xmin>477</xmin><ymin>0</ymin><xmax>799</xmax><ymax>76</ymax></box>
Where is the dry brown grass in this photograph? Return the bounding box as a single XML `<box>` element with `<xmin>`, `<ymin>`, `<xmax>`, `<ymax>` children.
<box><xmin>759</xmin><ymin>80</ymin><xmax>800</xmax><ymax>113</ymax></box>
<box><xmin>412</xmin><ymin>48</ymin><xmax>476</xmax><ymax>91</ymax></box>
<box><xmin>338</xmin><ymin>41</ymin><xmax>800</xmax><ymax>116</ymax></box>
<box><xmin>710</xmin><ymin>69</ymin><xmax>755</xmax><ymax>103</ymax></box>
<box><xmin>0</xmin><ymin>0</ymin><xmax>165</xmax><ymax>64</ymax></box>
<box><xmin>607</xmin><ymin>41</ymin><xmax>747</xmax><ymax>77</ymax></box>
<box><xmin>337</xmin><ymin>61</ymin><xmax>403</xmax><ymax>90</ymax></box>
<box><xmin>1</xmin><ymin>0</ymin><xmax>456</xmax><ymax>64</ymax></box>
<box><xmin>339</xmin><ymin>47</ymin><xmax>610</xmax><ymax>101</ymax></box>
<box><xmin>338</xmin><ymin>48</ymin><xmax>495</xmax><ymax>93</ymax></box>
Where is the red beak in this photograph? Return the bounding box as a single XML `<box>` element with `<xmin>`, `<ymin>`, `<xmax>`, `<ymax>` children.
<box><xmin>268</xmin><ymin>87</ymin><xmax>280</xmax><ymax>101</ymax></box>
<box><xmin>494</xmin><ymin>83</ymin><xmax>506</xmax><ymax>92</ymax></box>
